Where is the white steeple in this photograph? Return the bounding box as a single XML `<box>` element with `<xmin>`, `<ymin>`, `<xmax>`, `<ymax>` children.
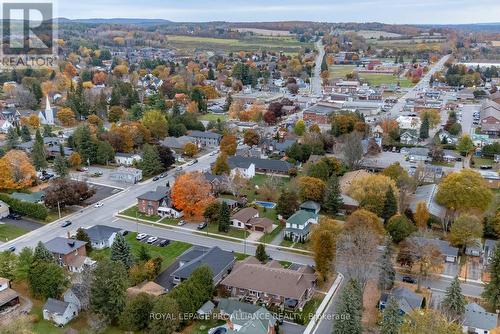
<box><xmin>44</xmin><ymin>96</ymin><xmax>54</xmax><ymax>125</ymax></box>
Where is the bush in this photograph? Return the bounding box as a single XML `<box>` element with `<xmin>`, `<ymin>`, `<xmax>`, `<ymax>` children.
<box><xmin>0</xmin><ymin>193</ymin><xmax>48</xmax><ymax>220</ymax></box>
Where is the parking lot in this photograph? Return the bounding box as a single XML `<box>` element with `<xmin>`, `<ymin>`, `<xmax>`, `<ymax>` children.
<box><xmin>83</xmin><ymin>183</ymin><xmax>123</xmax><ymax>205</ymax></box>
<box><xmin>135</xmin><ymin>233</ymin><xmax>171</xmax><ymax>247</ymax></box>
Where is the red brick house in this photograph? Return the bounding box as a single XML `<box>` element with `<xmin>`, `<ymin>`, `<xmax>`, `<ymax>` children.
<box><xmin>137</xmin><ymin>186</ymin><xmax>171</xmax><ymax>216</ymax></box>
<box><xmin>44</xmin><ymin>237</ymin><xmax>93</xmax><ymax>273</ymax></box>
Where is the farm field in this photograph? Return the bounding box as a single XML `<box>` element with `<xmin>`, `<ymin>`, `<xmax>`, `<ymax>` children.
<box><xmin>165</xmin><ymin>34</ymin><xmax>312</xmax><ymax>53</ymax></box>
<box><xmin>329</xmin><ymin>65</ymin><xmax>358</xmax><ymax>80</ymax></box>
<box><xmin>359</xmin><ymin>73</ymin><xmax>415</xmax><ymax>88</ymax></box>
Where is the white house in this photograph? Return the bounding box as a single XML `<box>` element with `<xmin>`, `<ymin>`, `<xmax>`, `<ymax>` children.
<box><xmin>0</xmin><ymin>119</ymin><xmax>13</xmax><ymax>133</ymax></box>
<box><xmin>38</xmin><ymin>96</ymin><xmax>55</xmax><ymax>125</ymax></box>
<box><xmin>396</xmin><ymin>115</ymin><xmax>421</xmax><ymax>130</ymax></box>
<box><xmin>84</xmin><ymin>225</ymin><xmax>122</xmax><ymax>250</ymax></box>
<box><xmin>0</xmin><ymin>200</ymin><xmax>10</xmax><ymax>219</ymax></box>
<box><xmin>114</xmin><ymin>153</ymin><xmax>142</xmax><ymax>166</ymax></box>
<box><xmin>43</xmin><ymin>298</ymin><xmax>79</xmax><ymax>326</ymax></box>
<box><xmin>157</xmin><ymin>206</ymin><xmax>183</xmax><ymax>219</ymax></box>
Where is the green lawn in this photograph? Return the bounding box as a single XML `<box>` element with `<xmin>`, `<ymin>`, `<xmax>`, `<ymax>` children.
<box><xmin>471</xmin><ymin>156</ymin><xmax>494</xmax><ymax>168</ymax></box>
<box><xmin>242</xmin><ymin>174</ymin><xmax>290</xmax><ymax>203</ymax></box>
<box><xmin>0</xmin><ymin>223</ymin><xmax>29</xmax><ymax>241</ymax></box>
<box><xmin>90</xmin><ymin>232</ymin><xmax>192</xmax><ymax>270</ymax></box>
<box><xmin>119</xmin><ymin>206</ymin><xmax>161</xmax><ymax>222</ymax></box>
<box><xmin>259</xmin><ymin>223</ymin><xmax>283</xmax><ymax>244</ymax></box>
<box><xmin>359</xmin><ymin>73</ymin><xmax>415</xmax><ymax>88</ymax></box>
<box><xmin>198</xmin><ymin>113</ymin><xmax>228</xmax><ymax>122</ymax></box>
<box><xmin>204</xmin><ymin>223</ymin><xmax>248</xmax><ymax>239</ymax></box>
<box><xmin>280</xmin><ymin>239</ymin><xmax>310</xmax><ymax>251</ymax></box>
<box><xmin>329</xmin><ymin>65</ymin><xmax>357</xmax><ymax>80</ymax></box>
<box><xmin>186</xmin><ymin>319</ymin><xmax>226</xmax><ymax>334</ymax></box>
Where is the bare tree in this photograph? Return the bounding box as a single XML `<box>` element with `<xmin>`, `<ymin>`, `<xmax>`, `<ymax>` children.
<box><xmin>342</xmin><ymin>131</ymin><xmax>364</xmax><ymax>170</ymax></box>
<box><xmin>15</xmin><ymin>87</ymin><xmax>37</xmax><ymax>110</ymax></box>
<box><xmin>336</xmin><ymin>223</ymin><xmax>380</xmax><ymax>290</ymax></box>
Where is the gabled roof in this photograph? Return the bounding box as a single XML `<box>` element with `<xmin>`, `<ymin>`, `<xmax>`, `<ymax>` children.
<box><xmin>85</xmin><ymin>225</ymin><xmax>121</xmax><ymax>242</ymax></box>
<box><xmin>170</xmin><ymin>246</ymin><xmax>235</xmax><ymax>281</ymax></box>
<box><xmin>464</xmin><ymin>303</ymin><xmax>498</xmax><ymax>330</ymax></box>
<box><xmin>287</xmin><ymin>210</ymin><xmax>318</xmax><ymax>226</ymax></box>
<box><xmin>409</xmin><ymin>184</ymin><xmax>446</xmax><ymax>219</ymax></box>
<box><xmin>44</xmin><ymin>237</ymin><xmax>87</xmax><ymax>255</ymax></box>
<box><xmin>43</xmin><ymin>298</ymin><xmax>70</xmax><ymax>315</ymax></box>
<box><xmin>411</xmin><ymin>236</ymin><xmax>458</xmax><ymax>258</ymax></box>
<box><xmin>382</xmin><ymin>287</ymin><xmax>423</xmax><ymax>314</ymax></box>
<box><xmin>137</xmin><ymin>186</ymin><xmax>169</xmax><ymax>202</ymax></box>
<box><xmin>231</xmin><ymin>207</ymin><xmax>258</xmax><ymax>223</ymax></box>
<box><xmin>188</xmin><ymin>130</ymin><xmax>222</xmax><ymax>140</ymax></box>
<box><xmin>227</xmin><ymin>156</ymin><xmax>292</xmax><ymax>173</ymax></box>
<box><xmin>299</xmin><ymin>201</ymin><xmax>321</xmax><ymax>211</ymax></box>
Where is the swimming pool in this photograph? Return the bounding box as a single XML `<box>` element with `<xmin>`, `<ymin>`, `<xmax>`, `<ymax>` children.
<box><xmin>254</xmin><ymin>201</ymin><xmax>276</xmax><ymax>209</ymax></box>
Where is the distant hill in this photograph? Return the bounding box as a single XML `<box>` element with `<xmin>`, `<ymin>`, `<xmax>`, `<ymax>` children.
<box><xmin>56</xmin><ymin>17</ymin><xmax>173</xmax><ymax>25</ymax></box>
<box><xmin>417</xmin><ymin>23</ymin><xmax>500</xmax><ymax>32</ymax></box>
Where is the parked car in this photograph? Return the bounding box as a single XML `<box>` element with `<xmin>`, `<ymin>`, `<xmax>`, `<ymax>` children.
<box><xmin>177</xmin><ymin>220</ymin><xmax>186</xmax><ymax>226</ymax></box>
<box><xmin>160</xmin><ymin>173</ymin><xmax>167</xmax><ymax>178</ymax></box>
<box><xmin>480</xmin><ymin>165</ymin><xmax>493</xmax><ymax>170</ymax></box>
<box><xmin>158</xmin><ymin>239</ymin><xmax>170</xmax><ymax>247</ymax></box>
<box><xmin>94</xmin><ymin>202</ymin><xmax>103</xmax><ymax>208</ymax></box>
<box><xmin>7</xmin><ymin>245</ymin><xmax>16</xmax><ymax>252</ymax></box>
<box><xmin>61</xmin><ymin>220</ymin><xmax>72</xmax><ymax>228</ymax></box>
<box><xmin>402</xmin><ymin>276</ymin><xmax>417</xmax><ymax>284</ymax></box>
<box><xmin>136</xmin><ymin>233</ymin><xmax>147</xmax><ymax>240</ymax></box>
<box><xmin>176</xmin><ymin>166</ymin><xmax>183</xmax><ymax>172</ymax></box>
<box><xmin>7</xmin><ymin>213</ymin><xmax>21</xmax><ymax>220</ymax></box>
<box><xmin>188</xmin><ymin>160</ymin><xmax>196</xmax><ymax>166</ymax></box>
<box><xmin>197</xmin><ymin>222</ymin><xmax>208</xmax><ymax>230</ymax></box>
<box><xmin>210</xmin><ymin>151</ymin><xmax>217</xmax><ymax>156</ymax></box>
<box><xmin>147</xmin><ymin>236</ymin><xmax>158</xmax><ymax>244</ymax></box>
<box><xmin>153</xmin><ymin>176</ymin><xmax>160</xmax><ymax>181</ymax></box>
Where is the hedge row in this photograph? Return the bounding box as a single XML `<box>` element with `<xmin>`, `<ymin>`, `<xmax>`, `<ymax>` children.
<box><xmin>0</xmin><ymin>193</ymin><xmax>48</xmax><ymax>220</ymax></box>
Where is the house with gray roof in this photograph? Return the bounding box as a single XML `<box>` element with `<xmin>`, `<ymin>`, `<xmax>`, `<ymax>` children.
<box><xmin>411</xmin><ymin>236</ymin><xmax>459</xmax><ymax>263</ymax></box>
<box><xmin>109</xmin><ymin>167</ymin><xmax>142</xmax><ymax>184</ymax></box>
<box><xmin>463</xmin><ymin>302</ymin><xmax>498</xmax><ymax>334</ymax></box>
<box><xmin>284</xmin><ymin>210</ymin><xmax>319</xmax><ymax>242</ymax></box>
<box><xmin>160</xmin><ymin>136</ymin><xmax>194</xmax><ymax>150</ymax></box>
<box><xmin>379</xmin><ymin>287</ymin><xmax>423</xmax><ymax>315</ymax></box>
<box><xmin>137</xmin><ymin>186</ymin><xmax>171</xmax><ymax>216</ymax></box>
<box><xmin>44</xmin><ymin>237</ymin><xmax>94</xmax><ymax>272</ymax></box>
<box><xmin>10</xmin><ymin>191</ymin><xmax>45</xmax><ymax>204</ymax></box>
<box><xmin>227</xmin><ymin>156</ymin><xmax>292</xmax><ymax>176</ymax></box>
<box><xmin>409</xmin><ymin>184</ymin><xmax>446</xmax><ymax>221</ymax></box>
<box><xmin>188</xmin><ymin>130</ymin><xmax>222</xmax><ymax>147</ymax></box>
<box><xmin>299</xmin><ymin>201</ymin><xmax>321</xmax><ymax>214</ymax></box>
<box><xmin>260</xmin><ymin>138</ymin><xmax>296</xmax><ymax>156</ymax></box>
<box><xmin>63</xmin><ymin>283</ymin><xmax>89</xmax><ymax>311</ymax></box>
<box><xmin>216</xmin><ymin>298</ymin><xmax>277</xmax><ymax>334</ymax></box>
<box><xmin>43</xmin><ymin>298</ymin><xmax>79</xmax><ymax>326</ymax></box>
<box><xmin>84</xmin><ymin>225</ymin><xmax>122</xmax><ymax>250</ymax></box>
<box><xmin>169</xmin><ymin>246</ymin><xmax>235</xmax><ymax>287</ymax></box>
<box><xmin>408</xmin><ymin>147</ymin><xmax>430</xmax><ymax>162</ymax></box>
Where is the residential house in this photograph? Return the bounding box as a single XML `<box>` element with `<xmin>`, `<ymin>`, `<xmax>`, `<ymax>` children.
<box><xmin>340</xmin><ymin>194</ymin><xmax>360</xmax><ymax>214</ymax></box>
<box><xmin>188</xmin><ymin>130</ymin><xmax>222</xmax><ymax>147</ymax></box>
<box><xmin>197</xmin><ymin>300</ymin><xmax>215</xmax><ymax>318</ymax></box>
<box><xmin>480</xmin><ymin>100</ymin><xmax>500</xmax><ymax>137</ymax></box>
<box><xmin>0</xmin><ymin>200</ymin><xmax>10</xmax><ymax>219</ymax></box>
<box><xmin>0</xmin><ymin>119</ymin><xmax>13</xmax><ymax>133</ymax></box>
<box><xmin>217</xmin><ymin>298</ymin><xmax>277</xmax><ymax>334</ymax></box>
<box><xmin>230</xmin><ymin>207</ymin><xmax>274</xmax><ymax>233</ymax></box>
<box><xmin>396</xmin><ymin>115</ymin><xmax>421</xmax><ymax>130</ymax></box>
<box><xmin>409</xmin><ymin>184</ymin><xmax>446</xmax><ymax>221</ymax></box>
<box><xmin>303</xmin><ymin>102</ymin><xmax>342</xmax><ymax>124</ymax></box>
<box><xmin>42</xmin><ymin>298</ymin><xmax>78</xmax><ymax>326</ymax></box>
<box><xmin>260</xmin><ymin>139</ymin><xmax>296</xmax><ymax>157</ymax></box>
<box><xmin>478</xmin><ymin>170</ymin><xmax>500</xmax><ymax>189</ymax></box>
<box><xmin>44</xmin><ymin>237</ymin><xmax>94</xmax><ymax>272</ymax></box>
<box><xmin>443</xmin><ymin>149</ymin><xmax>461</xmax><ymax>162</ymax></box>
<box><xmin>411</xmin><ymin>236</ymin><xmax>459</xmax><ymax>263</ymax></box>
<box><xmin>465</xmin><ymin>239</ymin><xmax>483</xmax><ymax>257</ymax></box>
<box><xmin>160</xmin><ymin>136</ymin><xmax>194</xmax><ymax>150</ymax></box>
<box><xmin>284</xmin><ymin>210</ymin><xmax>319</xmax><ymax>242</ymax></box>
<box><xmin>227</xmin><ymin>156</ymin><xmax>292</xmax><ymax>176</ymax></box>
<box><xmin>115</xmin><ymin>153</ymin><xmax>142</xmax><ymax>166</ymax></box>
<box><xmin>84</xmin><ymin>225</ymin><xmax>122</xmax><ymax>250</ymax></box>
<box><xmin>408</xmin><ymin>147</ymin><xmax>430</xmax><ymax>163</ymax></box>
<box><xmin>220</xmin><ymin>257</ymin><xmax>316</xmax><ymax>310</ymax></box>
<box><xmin>63</xmin><ymin>284</ymin><xmax>89</xmax><ymax>311</ymax></box>
<box><xmin>218</xmin><ymin>198</ymin><xmax>238</xmax><ymax>211</ymax></box>
<box><xmin>379</xmin><ymin>287</ymin><xmax>423</xmax><ymax>315</ymax></box>
<box><xmin>0</xmin><ymin>277</ymin><xmax>19</xmax><ymax>312</ymax></box>
<box><xmin>227</xmin><ymin>156</ymin><xmax>256</xmax><ymax>179</ymax></box>
<box><xmin>169</xmin><ymin>246</ymin><xmax>235</xmax><ymax>286</ymax></box>
<box><xmin>137</xmin><ymin>186</ymin><xmax>171</xmax><ymax>216</ymax></box>
<box><xmin>462</xmin><ymin>303</ymin><xmax>498</xmax><ymax>334</ymax></box>
<box><xmin>109</xmin><ymin>167</ymin><xmax>142</xmax><ymax>184</ymax></box>
<box><xmin>438</xmin><ymin>130</ymin><xmax>458</xmax><ymax>145</ymax></box>
<box><xmin>400</xmin><ymin>129</ymin><xmax>419</xmax><ymax>145</ymax></box>
<box><xmin>299</xmin><ymin>201</ymin><xmax>321</xmax><ymax>214</ymax></box>
<box><xmin>203</xmin><ymin>172</ymin><xmax>230</xmax><ymax>194</ymax></box>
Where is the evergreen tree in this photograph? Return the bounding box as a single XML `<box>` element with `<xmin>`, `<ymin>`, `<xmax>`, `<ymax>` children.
<box><xmin>53</xmin><ymin>155</ymin><xmax>68</xmax><ymax>177</ymax></box>
<box><xmin>96</xmin><ymin>140</ymin><xmax>115</xmax><ymax>165</ymax></box>
<box><xmin>381</xmin><ymin>187</ymin><xmax>397</xmax><ymax>222</ymax></box>
<box><xmin>33</xmin><ymin>241</ymin><xmax>54</xmax><ymax>263</ymax></box>
<box><xmin>171</xmin><ymin>102</ymin><xmax>181</xmax><ymax>116</ymax></box>
<box><xmin>139</xmin><ymin>144</ymin><xmax>164</xmax><ymax>177</ymax></box>
<box><xmin>321</xmin><ymin>54</ymin><xmax>328</xmax><ymax>72</ymax></box>
<box><xmin>217</xmin><ymin>202</ymin><xmax>230</xmax><ymax>232</ymax></box>
<box><xmin>276</xmin><ymin>190</ymin><xmax>299</xmax><ymax>219</ymax></box>
<box><xmin>42</xmin><ymin>124</ymin><xmax>53</xmax><ymax>137</ymax></box>
<box><xmin>380</xmin><ymin>297</ymin><xmax>403</xmax><ymax>334</ymax></box>
<box><xmin>483</xmin><ymin>243</ymin><xmax>500</xmax><ymax>309</ymax></box>
<box><xmin>420</xmin><ymin>114</ymin><xmax>430</xmax><ymax>139</ymax></box>
<box><xmin>58</xmin><ymin>143</ymin><xmax>65</xmax><ymax>157</ymax></box>
<box><xmin>223</xmin><ymin>93</ymin><xmax>233</xmax><ymax>112</ymax></box>
<box><xmin>208</xmin><ymin>67</ymin><xmax>215</xmax><ymax>80</ymax></box>
<box><xmin>323</xmin><ymin>175</ymin><xmax>343</xmax><ymax>215</ymax></box>
<box><xmin>20</xmin><ymin>125</ymin><xmax>31</xmax><ymax>142</ymax></box>
<box><xmin>110</xmin><ymin>233</ymin><xmax>133</xmax><ymax>270</ymax></box>
<box><xmin>6</xmin><ymin>127</ymin><xmax>19</xmax><ymax>149</ymax></box>
<box><xmin>378</xmin><ymin>239</ymin><xmax>395</xmax><ymax>291</ymax></box>
<box><xmin>442</xmin><ymin>276</ymin><xmax>466</xmax><ymax>320</ymax></box>
<box><xmin>74</xmin><ymin>125</ymin><xmax>97</xmax><ymax>165</ymax></box>
<box><xmin>333</xmin><ymin>280</ymin><xmax>362</xmax><ymax>334</ymax></box>
<box><xmin>75</xmin><ymin>227</ymin><xmax>93</xmax><ymax>253</ymax></box>
<box><xmin>255</xmin><ymin>244</ymin><xmax>268</xmax><ymax>263</ymax></box>
<box><xmin>137</xmin><ymin>245</ymin><xmax>151</xmax><ymax>262</ymax></box>
<box><xmin>32</xmin><ymin>129</ymin><xmax>47</xmax><ymax>171</ymax></box>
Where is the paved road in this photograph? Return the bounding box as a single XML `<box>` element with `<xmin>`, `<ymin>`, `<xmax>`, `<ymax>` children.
<box><xmin>311</xmin><ymin>39</ymin><xmax>325</xmax><ymax>96</ymax></box>
<box><xmin>388</xmin><ymin>54</ymin><xmax>451</xmax><ymax>117</ymax></box>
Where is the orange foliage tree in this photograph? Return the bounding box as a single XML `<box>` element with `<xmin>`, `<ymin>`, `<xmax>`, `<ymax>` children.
<box><xmin>0</xmin><ymin>150</ymin><xmax>35</xmax><ymax>190</ymax></box>
<box><xmin>57</xmin><ymin>107</ymin><xmax>76</xmax><ymax>126</ymax></box>
<box><xmin>171</xmin><ymin>172</ymin><xmax>215</xmax><ymax>220</ymax></box>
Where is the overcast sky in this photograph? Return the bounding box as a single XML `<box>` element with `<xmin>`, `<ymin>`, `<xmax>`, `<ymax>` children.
<box><xmin>56</xmin><ymin>0</ymin><xmax>500</xmax><ymax>24</ymax></box>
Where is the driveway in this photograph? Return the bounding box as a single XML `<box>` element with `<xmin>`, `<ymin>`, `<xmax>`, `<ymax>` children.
<box><xmin>443</xmin><ymin>262</ymin><xmax>459</xmax><ymax>277</ymax></box>
<box><xmin>0</xmin><ymin>218</ymin><xmax>44</xmax><ymax>231</ymax></box>
<box><xmin>247</xmin><ymin>231</ymin><xmax>264</xmax><ymax>242</ymax></box>
<box><xmin>155</xmin><ymin>258</ymin><xmax>180</xmax><ymax>292</ymax></box>
<box><xmin>282</xmin><ymin>321</ymin><xmax>306</xmax><ymax>334</ymax></box>
<box><xmin>465</xmin><ymin>260</ymin><xmax>482</xmax><ymax>281</ymax></box>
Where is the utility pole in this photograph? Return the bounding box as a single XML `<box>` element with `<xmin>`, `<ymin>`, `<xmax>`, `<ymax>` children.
<box><xmin>57</xmin><ymin>201</ymin><xmax>61</xmax><ymax>219</ymax></box>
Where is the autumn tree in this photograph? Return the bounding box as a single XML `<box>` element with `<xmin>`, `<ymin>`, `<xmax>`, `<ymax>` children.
<box><xmin>57</xmin><ymin>107</ymin><xmax>76</xmax><ymax>126</ymax></box>
<box><xmin>183</xmin><ymin>142</ymin><xmax>198</xmax><ymax>157</ymax></box>
<box><xmin>171</xmin><ymin>172</ymin><xmax>215</xmax><ymax>220</ymax></box>
<box><xmin>0</xmin><ymin>150</ymin><xmax>36</xmax><ymax>190</ymax></box>
<box><xmin>348</xmin><ymin>174</ymin><xmax>398</xmax><ymax>217</ymax></box>
<box><xmin>297</xmin><ymin>176</ymin><xmax>326</xmax><ymax>202</ymax></box>
<box><xmin>400</xmin><ymin>309</ymin><xmax>462</xmax><ymax>334</ymax></box>
<box><xmin>293</xmin><ymin>119</ymin><xmax>306</xmax><ymax>136</ymax></box>
<box><xmin>449</xmin><ymin>214</ymin><xmax>483</xmax><ymax>250</ymax></box>
<box><xmin>342</xmin><ymin>131</ymin><xmax>364</xmax><ymax>169</ymax></box>
<box><xmin>310</xmin><ymin>218</ymin><xmax>340</xmax><ymax>281</ymax></box>
<box><xmin>212</xmin><ymin>153</ymin><xmax>230</xmax><ymax>175</ymax></box>
<box><xmin>345</xmin><ymin>209</ymin><xmax>385</xmax><ymax>236</ymax></box>
<box><xmin>276</xmin><ymin>189</ymin><xmax>299</xmax><ymax>219</ymax></box>
<box><xmin>220</xmin><ymin>134</ymin><xmax>237</xmax><ymax>156</ymax></box>
<box><xmin>386</xmin><ymin>214</ymin><xmax>416</xmax><ymax>243</ymax></box>
<box><xmin>68</xmin><ymin>152</ymin><xmax>82</xmax><ymax>168</ymax></box>
<box><xmin>44</xmin><ymin>178</ymin><xmax>96</xmax><ymax>209</ymax></box>
<box><xmin>141</xmin><ymin>110</ymin><xmax>168</xmax><ymax>139</ymax></box>
<box><xmin>414</xmin><ymin>202</ymin><xmax>430</xmax><ymax>230</ymax></box>
<box><xmin>243</xmin><ymin>130</ymin><xmax>260</xmax><ymax>147</ymax></box>
<box><xmin>108</xmin><ymin>105</ymin><xmax>125</xmax><ymax>123</ymax></box>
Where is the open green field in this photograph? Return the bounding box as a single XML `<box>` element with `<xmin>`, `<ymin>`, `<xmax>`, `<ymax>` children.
<box><xmin>166</xmin><ymin>34</ymin><xmax>312</xmax><ymax>53</ymax></box>
<box><xmin>119</xmin><ymin>206</ymin><xmax>161</xmax><ymax>222</ymax></box>
<box><xmin>0</xmin><ymin>223</ymin><xmax>28</xmax><ymax>241</ymax></box>
<box><xmin>359</xmin><ymin>73</ymin><xmax>415</xmax><ymax>88</ymax></box>
<box><xmin>329</xmin><ymin>65</ymin><xmax>357</xmax><ymax>80</ymax></box>
<box><xmin>90</xmin><ymin>232</ymin><xmax>191</xmax><ymax>270</ymax></box>
<box><xmin>198</xmin><ymin>113</ymin><xmax>228</xmax><ymax>122</ymax></box>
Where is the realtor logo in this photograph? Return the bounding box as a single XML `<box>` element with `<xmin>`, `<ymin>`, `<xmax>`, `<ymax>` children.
<box><xmin>1</xmin><ymin>1</ymin><xmax>56</xmax><ymax>68</ymax></box>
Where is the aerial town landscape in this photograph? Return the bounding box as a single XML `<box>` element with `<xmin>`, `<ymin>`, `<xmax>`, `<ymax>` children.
<box><xmin>0</xmin><ymin>1</ymin><xmax>500</xmax><ymax>333</ymax></box>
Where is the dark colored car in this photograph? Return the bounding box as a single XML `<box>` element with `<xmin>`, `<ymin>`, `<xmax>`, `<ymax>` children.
<box><xmin>8</xmin><ymin>213</ymin><xmax>21</xmax><ymax>220</ymax></box>
<box><xmin>402</xmin><ymin>276</ymin><xmax>416</xmax><ymax>284</ymax></box>
<box><xmin>158</xmin><ymin>239</ymin><xmax>170</xmax><ymax>247</ymax></box>
<box><xmin>197</xmin><ymin>222</ymin><xmax>207</xmax><ymax>230</ymax></box>
<box><xmin>61</xmin><ymin>220</ymin><xmax>72</xmax><ymax>228</ymax></box>
<box><xmin>153</xmin><ymin>176</ymin><xmax>160</xmax><ymax>181</ymax></box>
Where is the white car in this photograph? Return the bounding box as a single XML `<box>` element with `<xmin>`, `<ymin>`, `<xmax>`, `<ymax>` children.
<box><xmin>136</xmin><ymin>233</ymin><xmax>147</xmax><ymax>240</ymax></box>
<box><xmin>94</xmin><ymin>202</ymin><xmax>103</xmax><ymax>208</ymax></box>
<box><xmin>147</xmin><ymin>236</ymin><xmax>158</xmax><ymax>244</ymax></box>
<box><xmin>210</xmin><ymin>151</ymin><xmax>216</xmax><ymax>156</ymax></box>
